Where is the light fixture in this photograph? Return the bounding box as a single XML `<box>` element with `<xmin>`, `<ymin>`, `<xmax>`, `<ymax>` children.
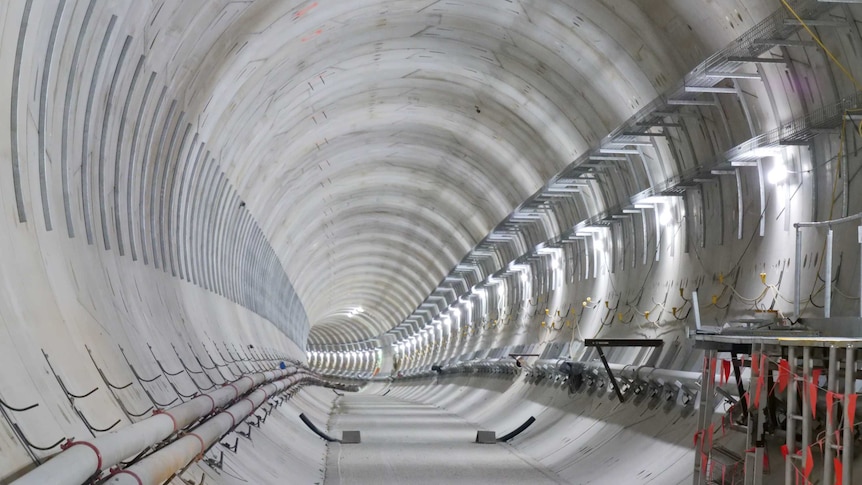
<box><xmin>659</xmin><ymin>209</ymin><xmax>672</xmax><ymax>226</ymax></box>
<box><xmin>593</xmin><ymin>237</ymin><xmax>603</xmax><ymax>252</ymax></box>
<box><xmin>767</xmin><ymin>161</ymin><xmax>788</xmax><ymax>185</ymax></box>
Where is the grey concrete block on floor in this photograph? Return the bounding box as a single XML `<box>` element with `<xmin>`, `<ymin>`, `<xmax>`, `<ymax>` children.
<box><xmin>476</xmin><ymin>430</ymin><xmax>496</xmax><ymax>444</ymax></box>
<box><xmin>341</xmin><ymin>430</ymin><xmax>361</xmax><ymax>443</ymax></box>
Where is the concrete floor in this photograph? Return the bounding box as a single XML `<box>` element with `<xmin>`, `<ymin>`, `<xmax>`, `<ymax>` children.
<box><xmin>324</xmin><ymin>394</ymin><xmax>565</xmax><ymax>485</ymax></box>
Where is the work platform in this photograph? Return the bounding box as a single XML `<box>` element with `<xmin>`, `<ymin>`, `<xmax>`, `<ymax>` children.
<box><xmin>692</xmin><ymin>331</ymin><xmax>861</xmax><ymax>485</ymax></box>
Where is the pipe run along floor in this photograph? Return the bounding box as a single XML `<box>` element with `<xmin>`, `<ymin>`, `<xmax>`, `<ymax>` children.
<box><xmin>323</xmin><ymin>393</ymin><xmax>565</xmax><ymax>484</ymax></box>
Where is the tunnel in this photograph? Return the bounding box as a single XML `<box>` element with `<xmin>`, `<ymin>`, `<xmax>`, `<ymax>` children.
<box><xmin>2</xmin><ymin>0</ymin><xmax>862</xmax><ymax>483</ymax></box>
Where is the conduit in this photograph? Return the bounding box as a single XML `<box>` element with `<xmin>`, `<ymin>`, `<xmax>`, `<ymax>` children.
<box><xmin>107</xmin><ymin>374</ymin><xmax>305</xmax><ymax>484</ymax></box>
<box><xmin>12</xmin><ymin>366</ymin><xmax>300</xmax><ymax>485</ymax></box>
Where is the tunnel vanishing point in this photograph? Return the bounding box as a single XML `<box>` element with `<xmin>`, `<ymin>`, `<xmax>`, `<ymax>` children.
<box><xmin>3</xmin><ymin>1</ymin><xmax>862</xmax><ymax>484</ymax></box>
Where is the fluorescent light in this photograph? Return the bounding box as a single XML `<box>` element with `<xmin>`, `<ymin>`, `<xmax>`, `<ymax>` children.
<box><xmin>659</xmin><ymin>209</ymin><xmax>673</xmax><ymax>226</ymax></box>
<box><xmin>767</xmin><ymin>162</ymin><xmax>788</xmax><ymax>184</ymax></box>
<box><xmin>593</xmin><ymin>237</ymin><xmax>604</xmax><ymax>251</ymax></box>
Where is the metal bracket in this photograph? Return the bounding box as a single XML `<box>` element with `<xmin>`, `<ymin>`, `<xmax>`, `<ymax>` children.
<box><xmin>584</xmin><ymin>339</ymin><xmax>664</xmax><ymax>402</ymax></box>
<box><xmin>42</xmin><ymin>349</ymin><xmax>122</xmax><ymax>437</ymax></box>
<box><xmin>0</xmin><ymin>394</ymin><xmax>65</xmax><ymax>464</ymax></box>
<box><xmin>85</xmin><ymin>345</ymin><xmax>153</xmax><ymax>420</ymax></box>
<box><xmin>147</xmin><ymin>343</ymin><xmax>200</xmax><ymax>399</ymax></box>
<box><xmin>118</xmin><ymin>345</ymin><xmax>179</xmax><ymax>408</ymax></box>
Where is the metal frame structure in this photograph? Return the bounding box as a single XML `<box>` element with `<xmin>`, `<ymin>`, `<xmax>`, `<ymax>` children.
<box><xmin>584</xmin><ymin>339</ymin><xmax>664</xmax><ymax>402</ymax></box>
<box><xmin>692</xmin><ymin>333</ymin><xmax>860</xmax><ymax>485</ymax></box>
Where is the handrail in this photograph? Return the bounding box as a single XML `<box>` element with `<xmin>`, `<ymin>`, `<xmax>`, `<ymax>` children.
<box><xmin>794</xmin><ymin>211</ymin><xmax>862</xmax><ymax>228</ymax></box>
<box><xmin>793</xmin><ymin>212</ymin><xmax>862</xmax><ymax>318</ymax></box>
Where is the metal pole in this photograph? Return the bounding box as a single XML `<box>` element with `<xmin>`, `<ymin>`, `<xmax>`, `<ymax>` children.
<box><xmin>823</xmin><ymin>347</ymin><xmax>838</xmax><ymax>484</ymax></box>
<box><xmin>785</xmin><ymin>346</ymin><xmax>796</xmax><ymax>485</ymax></box>
<box><xmin>795</xmin><ymin>228</ymin><xmax>802</xmax><ymax>318</ymax></box>
<box><xmin>693</xmin><ymin>351</ymin><xmax>714</xmax><ymax>485</ymax></box>
<box><xmin>858</xmin><ymin>225</ymin><xmax>862</xmax><ymax>317</ymax></box>
<box><xmin>825</xmin><ymin>228</ymin><xmax>833</xmax><ymax>318</ymax></box>
<box><xmin>745</xmin><ymin>345</ymin><xmax>763</xmax><ymax>485</ymax></box>
<box><xmin>843</xmin><ymin>347</ymin><xmax>855</xmax><ymax>485</ymax></box>
<box><xmin>801</xmin><ymin>347</ymin><xmax>811</xmax><ymax>474</ymax></box>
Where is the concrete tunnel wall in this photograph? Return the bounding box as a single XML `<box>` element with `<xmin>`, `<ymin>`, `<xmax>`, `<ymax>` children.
<box><xmin>2</xmin><ymin>0</ymin><xmax>862</xmax><ymax>484</ymax></box>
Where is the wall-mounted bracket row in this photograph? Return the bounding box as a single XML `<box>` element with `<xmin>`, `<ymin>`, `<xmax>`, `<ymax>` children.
<box><xmin>0</xmin><ymin>394</ymin><xmax>65</xmax><ymax>465</ymax></box>
<box><xmin>584</xmin><ymin>339</ymin><xmax>664</xmax><ymax>402</ymax></box>
<box><xmin>41</xmin><ymin>349</ymin><xmax>122</xmax><ymax>437</ymax></box>
<box><xmin>84</xmin><ymin>345</ymin><xmax>154</xmax><ymax>421</ymax></box>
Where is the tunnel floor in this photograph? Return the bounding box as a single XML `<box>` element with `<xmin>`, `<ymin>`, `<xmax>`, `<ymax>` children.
<box><xmin>323</xmin><ymin>393</ymin><xmax>565</xmax><ymax>484</ymax></box>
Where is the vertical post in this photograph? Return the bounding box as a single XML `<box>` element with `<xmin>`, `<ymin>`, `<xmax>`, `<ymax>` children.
<box><xmin>843</xmin><ymin>347</ymin><xmax>855</xmax><ymax>485</ymax></box>
<box><xmin>801</xmin><ymin>347</ymin><xmax>812</xmax><ymax>475</ymax></box>
<box><xmin>785</xmin><ymin>346</ymin><xmax>796</xmax><ymax>485</ymax></box>
<box><xmin>825</xmin><ymin>228</ymin><xmax>833</xmax><ymax>318</ymax></box>
<box><xmin>794</xmin><ymin>227</ymin><xmax>802</xmax><ymax>318</ymax></box>
<box><xmin>692</xmin><ymin>292</ymin><xmax>702</xmax><ymax>331</ymax></box>
<box><xmin>654</xmin><ymin>206</ymin><xmax>661</xmax><ymax>262</ymax></box>
<box><xmin>745</xmin><ymin>344</ymin><xmax>764</xmax><ymax>485</ymax></box>
<box><xmin>693</xmin><ymin>350</ymin><xmax>716</xmax><ymax>485</ymax></box>
<box><xmin>641</xmin><ymin>208</ymin><xmax>648</xmax><ymax>266</ymax></box>
<box><xmin>823</xmin><ymin>347</ymin><xmax>838</xmax><ymax>484</ymax></box>
<box><xmin>858</xmin><ymin>225</ymin><xmax>862</xmax><ymax>318</ymax></box>
<box><xmin>736</xmin><ymin>169</ymin><xmax>744</xmax><ymax>240</ymax></box>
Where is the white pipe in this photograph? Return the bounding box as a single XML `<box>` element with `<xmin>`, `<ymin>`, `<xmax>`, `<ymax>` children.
<box><xmin>534</xmin><ymin>358</ymin><xmax>703</xmax><ymax>389</ymax></box>
<box><xmin>12</xmin><ymin>367</ymin><xmax>299</xmax><ymax>485</ymax></box>
<box><xmin>607</xmin><ymin>363</ymin><xmax>702</xmax><ymax>388</ymax></box>
<box><xmin>108</xmin><ymin>374</ymin><xmax>304</xmax><ymax>484</ymax></box>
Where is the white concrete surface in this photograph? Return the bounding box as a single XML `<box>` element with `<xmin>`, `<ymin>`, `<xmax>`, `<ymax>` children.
<box><xmin>1</xmin><ymin>0</ymin><xmax>862</xmax><ymax>483</ymax></box>
<box><xmin>324</xmin><ymin>393</ymin><xmax>565</xmax><ymax>485</ymax></box>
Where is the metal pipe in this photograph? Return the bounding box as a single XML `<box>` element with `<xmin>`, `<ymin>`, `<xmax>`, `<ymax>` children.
<box><xmin>801</xmin><ymin>347</ymin><xmax>811</xmax><ymax>475</ymax></box>
<box><xmin>843</xmin><ymin>347</ymin><xmax>854</xmax><ymax>485</ymax></box>
<box><xmin>784</xmin><ymin>347</ymin><xmax>796</xmax><ymax>485</ymax></box>
<box><xmin>585</xmin><ymin>362</ymin><xmax>704</xmax><ymax>389</ymax></box>
<box><xmin>823</xmin><ymin>347</ymin><xmax>838</xmax><ymax>484</ymax></box>
<box><xmin>12</xmin><ymin>367</ymin><xmax>299</xmax><ymax>485</ymax></box>
<box><xmin>795</xmin><ymin>210</ymin><xmax>862</xmax><ymax>228</ymax></box>
<box><xmin>108</xmin><ymin>375</ymin><xmax>303</xmax><ymax>484</ymax></box>
<box><xmin>794</xmin><ymin>228</ymin><xmax>802</xmax><ymax>318</ymax></box>
<box><xmin>825</xmin><ymin>228</ymin><xmax>833</xmax><ymax>318</ymax></box>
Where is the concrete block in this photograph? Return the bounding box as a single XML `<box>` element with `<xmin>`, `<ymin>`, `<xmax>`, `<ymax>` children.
<box><xmin>475</xmin><ymin>430</ymin><xmax>496</xmax><ymax>444</ymax></box>
<box><xmin>342</xmin><ymin>430</ymin><xmax>361</xmax><ymax>444</ymax></box>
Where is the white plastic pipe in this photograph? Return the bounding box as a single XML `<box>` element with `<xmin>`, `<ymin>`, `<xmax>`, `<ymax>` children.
<box><xmin>12</xmin><ymin>367</ymin><xmax>299</xmax><ymax>485</ymax></box>
<box><xmin>108</xmin><ymin>375</ymin><xmax>304</xmax><ymax>484</ymax></box>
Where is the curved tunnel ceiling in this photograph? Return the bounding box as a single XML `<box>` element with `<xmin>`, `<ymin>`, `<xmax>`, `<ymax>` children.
<box><xmin>178</xmin><ymin>0</ymin><xmax>705</xmax><ymax>344</ymax></box>
<box><xmin>6</xmin><ymin>0</ymin><xmax>783</xmax><ymax>347</ymax></box>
